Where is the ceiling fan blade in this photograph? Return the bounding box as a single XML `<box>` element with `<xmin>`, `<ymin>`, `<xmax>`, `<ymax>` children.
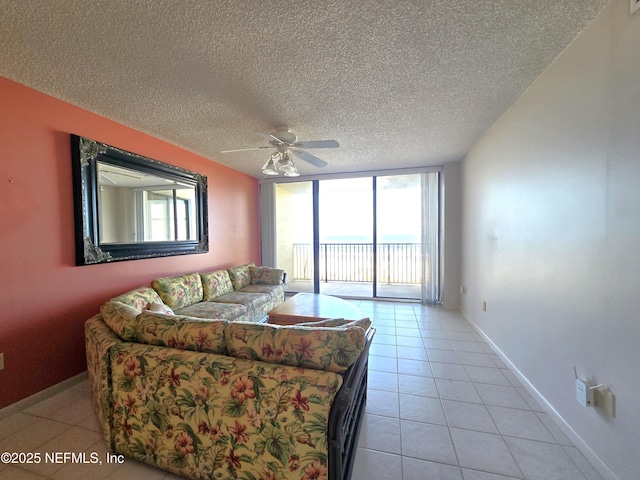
<box><xmin>294</xmin><ymin>140</ymin><xmax>339</xmax><ymax>149</ymax></box>
<box><xmin>255</xmin><ymin>131</ymin><xmax>286</xmax><ymax>145</ymax></box>
<box><xmin>220</xmin><ymin>146</ymin><xmax>272</xmax><ymax>153</ymax></box>
<box><xmin>290</xmin><ymin>149</ymin><xmax>328</xmax><ymax>168</ymax></box>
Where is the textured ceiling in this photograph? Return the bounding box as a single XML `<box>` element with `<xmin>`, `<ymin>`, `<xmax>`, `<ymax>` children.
<box><xmin>0</xmin><ymin>0</ymin><xmax>608</xmax><ymax>178</ymax></box>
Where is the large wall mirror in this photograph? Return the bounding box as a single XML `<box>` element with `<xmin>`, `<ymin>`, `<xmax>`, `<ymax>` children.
<box><xmin>71</xmin><ymin>135</ymin><xmax>208</xmax><ymax>265</ymax></box>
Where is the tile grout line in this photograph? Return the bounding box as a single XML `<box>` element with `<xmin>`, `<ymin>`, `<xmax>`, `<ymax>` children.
<box><xmin>360</xmin><ymin>300</ymin><xmax>595</xmax><ymax>480</ymax></box>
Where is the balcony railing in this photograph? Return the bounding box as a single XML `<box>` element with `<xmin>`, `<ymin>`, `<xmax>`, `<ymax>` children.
<box><xmin>293</xmin><ymin>243</ymin><xmax>423</xmax><ymax>284</ymax></box>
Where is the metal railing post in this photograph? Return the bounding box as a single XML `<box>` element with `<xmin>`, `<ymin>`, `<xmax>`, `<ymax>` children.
<box><xmin>293</xmin><ymin>242</ymin><xmax>421</xmax><ymax>285</ymax></box>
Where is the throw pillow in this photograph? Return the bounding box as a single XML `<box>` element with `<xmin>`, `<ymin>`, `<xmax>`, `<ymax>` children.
<box><xmin>249</xmin><ymin>266</ymin><xmax>285</xmax><ymax>285</ymax></box>
<box><xmin>227</xmin><ymin>263</ymin><xmax>255</xmax><ymax>290</ymax></box>
<box><xmin>112</xmin><ymin>286</ymin><xmax>163</xmax><ymax>312</ymax></box>
<box><xmin>100</xmin><ymin>301</ymin><xmax>141</xmax><ymax>342</ymax></box>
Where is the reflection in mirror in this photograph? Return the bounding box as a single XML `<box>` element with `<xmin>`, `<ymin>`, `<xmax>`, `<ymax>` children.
<box><xmin>71</xmin><ymin>135</ymin><xmax>208</xmax><ymax>265</ymax></box>
<box><xmin>97</xmin><ymin>163</ymin><xmax>197</xmax><ymax>243</ymax></box>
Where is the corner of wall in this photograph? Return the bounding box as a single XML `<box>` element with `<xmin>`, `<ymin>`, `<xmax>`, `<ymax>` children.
<box><xmin>441</xmin><ymin>161</ymin><xmax>462</xmax><ymax>310</ymax></box>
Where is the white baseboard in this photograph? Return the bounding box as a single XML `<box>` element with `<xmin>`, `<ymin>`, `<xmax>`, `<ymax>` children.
<box><xmin>0</xmin><ymin>371</ymin><xmax>88</xmax><ymax>421</ymax></box>
<box><xmin>460</xmin><ymin>309</ymin><xmax>618</xmax><ymax>480</ymax></box>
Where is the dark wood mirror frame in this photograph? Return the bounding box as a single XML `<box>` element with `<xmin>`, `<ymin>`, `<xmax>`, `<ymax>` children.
<box><xmin>71</xmin><ymin>135</ymin><xmax>208</xmax><ymax>265</ymax></box>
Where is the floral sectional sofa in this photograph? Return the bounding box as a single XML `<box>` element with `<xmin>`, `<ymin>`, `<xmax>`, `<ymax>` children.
<box><xmin>101</xmin><ymin>265</ymin><xmax>286</xmax><ymax>342</ymax></box>
<box><xmin>85</xmin><ymin>264</ymin><xmax>374</xmax><ymax>480</ymax></box>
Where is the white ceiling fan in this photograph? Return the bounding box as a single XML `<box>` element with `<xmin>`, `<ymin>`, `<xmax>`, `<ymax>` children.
<box><xmin>221</xmin><ymin>127</ymin><xmax>339</xmax><ymax>177</ymax></box>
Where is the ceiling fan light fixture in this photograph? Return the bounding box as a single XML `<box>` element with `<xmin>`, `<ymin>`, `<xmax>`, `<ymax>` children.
<box><xmin>261</xmin><ymin>157</ymin><xmax>279</xmax><ymax>176</ymax></box>
<box><xmin>276</xmin><ymin>152</ymin><xmax>296</xmax><ymax>172</ymax></box>
<box><xmin>284</xmin><ymin>167</ymin><xmax>300</xmax><ymax>177</ymax></box>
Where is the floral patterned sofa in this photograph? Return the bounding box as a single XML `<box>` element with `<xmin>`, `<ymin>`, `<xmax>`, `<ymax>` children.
<box><xmin>85</xmin><ymin>270</ymin><xmax>374</xmax><ymax>480</ymax></box>
<box><xmin>101</xmin><ymin>265</ymin><xmax>286</xmax><ymax>342</ymax></box>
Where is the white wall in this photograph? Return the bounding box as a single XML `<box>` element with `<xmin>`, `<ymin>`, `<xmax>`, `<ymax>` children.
<box><xmin>441</xmin><ymin>161</ymin><xmax>462</xmax><ymax>310</ymax></box>
<box><xmin>99</xmin><ymin>185</ymin><xmax>136</xmax><ymax>242</ymax></box>
<box><xmin>460</xmin><ymin>1</ymin><xmax>640</xmax><ymax>479</ymax></box>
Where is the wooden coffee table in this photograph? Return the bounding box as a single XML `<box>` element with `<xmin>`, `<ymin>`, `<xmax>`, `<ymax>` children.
<box><xmin>268</xmin><ymin>292</ymin><xmax>363</xmax><ymax>325</ymax></box>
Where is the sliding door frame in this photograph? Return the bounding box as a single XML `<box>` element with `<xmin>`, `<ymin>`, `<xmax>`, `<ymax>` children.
<box><xmin>312</xmin><ymin>180</ymin><xmax>320</xmax><ymax>294</ymax></box>
<box><xmin>372</xmin><ymin>176</ymin><xmax>378</xmax><ymax>298</ymax></box>
<box><xmin>262</xmin><ymin>166</ymin><xmax>441</xmax><ymax>303</ymax></box>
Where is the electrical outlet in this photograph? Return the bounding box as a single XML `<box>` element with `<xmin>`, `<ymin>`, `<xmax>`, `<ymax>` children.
<box><xmin>0</xmin><ymin>353</ymin><xmax>4</xmax><ymax>371</ymax></box>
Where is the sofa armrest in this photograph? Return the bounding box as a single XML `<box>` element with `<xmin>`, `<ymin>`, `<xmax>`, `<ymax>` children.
<box><xmin>327</xmin><ymin>327</ymin><xmax>375</xmax><ymax>480</ymax></box>
<box><xmin>85</xmin><ymin>315</ymin><xmax>122</xmax><ymax>448</ymax></box>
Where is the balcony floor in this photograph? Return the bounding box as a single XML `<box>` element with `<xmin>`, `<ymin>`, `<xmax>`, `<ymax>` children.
<box><xmin>286</xmin><ymin>279</ymin><xmax>423</xmax><ymax>301</ymax></box>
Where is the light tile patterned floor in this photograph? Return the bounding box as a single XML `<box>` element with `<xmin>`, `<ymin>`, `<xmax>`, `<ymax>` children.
<box><xmin>351</xmin><ymin>300</ymin><xmax>603</xmax><ymax>480</ymax></box>
<box><xmin>0</xmin><ymin>301</ymin><xmax>602</xmax><ymax>480</ymax></box>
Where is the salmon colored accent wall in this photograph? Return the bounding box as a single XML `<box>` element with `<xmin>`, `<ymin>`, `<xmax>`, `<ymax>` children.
<box><xmin>0</xmin><ymin>76</ymin><xmax>260</xmax><ymax>408</ymax></box>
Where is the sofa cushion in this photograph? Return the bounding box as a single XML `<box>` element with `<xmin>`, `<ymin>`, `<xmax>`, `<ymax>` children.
<box><xmin>112</xmin><ymin>286</ymin><xmax>163</xmax><ymax>312</ymax></box>
<box><xmin>152</xmin><ymin>272</ymin><xmax>203</xmax><ymax>310</ymax></box>
<box><xmin>100</xmin><ymin>301</ymin><xmax>141</xmax><ymax>341</ymax></box>
<box><xmin>174</xmin><ymin>301</ymin><xmax>248</xmax><ymax>321</ymax></box>
<box><xmin>227</xmin><ymin>263</ymin><xmax>254</xmax><ymax>290</ymax></box>
<box><xmin>249</xmin><ymin>266</ymin><xmax>284</xmax><ymax>285</ymax></box>
<box><xmin>136</xmin><ymin>311</ymin><xmax>228</xmax><ymax>354</ymax></box>
<box><xmin>215</xmin><ymin>291</ymin><xmax>275</xmax><ymax>321</ymax></box>
<box><xmin>200</xmin><ymin>269</ymin><xmax>234</xmax><ymax>301</ymax></box>
<box><xmin>225</xmin><ymin>322</ymin><xmax>366</xmax><ymax>373</ymax></box>
<box><xmin>238</xmin><ymin>284</ymin><xmax>285</xmax><ymax>300</ymax></box>
<box><xmin>296</xmin><ymin>317</ymin><xmax>372</xmax><ymax>331</ymax></box>
<box><xmin>343</xmin><ymin>317</ymin><xmax>373</xmax><ymax>330</ymax></box>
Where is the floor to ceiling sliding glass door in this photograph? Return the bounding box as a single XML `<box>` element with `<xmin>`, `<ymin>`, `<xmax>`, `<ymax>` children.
<box><xmin>375</xmin><ymin>174</ymin><xmax>423</xmax><ymax>299</ymax></box>
<box><xmin>274</xmin><ymin>182</ymin><xmax>314</xmax><ymax>293</ymax></box>
<box><xmin>267</xmin><ymin>170</ymin><xmax>440</xmax><ymax>303</ymax></box>
<box><xmin>318</xmin><ymin>178</ymin><xmax>373</xmax><ymax>297</ymax></box>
